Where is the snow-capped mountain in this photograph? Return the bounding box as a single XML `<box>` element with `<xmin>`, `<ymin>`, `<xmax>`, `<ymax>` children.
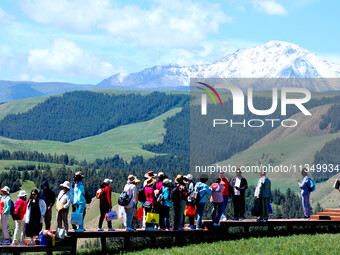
<box><xmin>98</xmin><ymin>41</ymin><xmax>340</xmax><ymax>91</ymax></box>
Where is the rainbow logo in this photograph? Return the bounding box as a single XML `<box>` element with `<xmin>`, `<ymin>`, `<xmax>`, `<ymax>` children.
<box><xmin>197</xmin><ymin>82</ymin><xmax>223</xmax><ymax>106</ymax></box>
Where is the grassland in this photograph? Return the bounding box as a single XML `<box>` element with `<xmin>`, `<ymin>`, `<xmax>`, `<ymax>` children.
<box><xmin>77</xmin><ymin>233</ymin><xmax>340</xmax><ymax>255</ymax></box>
<box><xmin>0</xmin><ymin>107</ymin><xmax>181</xmax><ymax>162</ymax></box>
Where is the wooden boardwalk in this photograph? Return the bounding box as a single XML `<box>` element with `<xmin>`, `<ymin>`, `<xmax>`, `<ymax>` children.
<box><xmin>1</xmin><ymin>208</ymin><xmax>339</xmax><ymax>254</ymax></box>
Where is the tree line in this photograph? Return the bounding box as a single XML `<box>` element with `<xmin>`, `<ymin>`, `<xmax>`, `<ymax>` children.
<box><xmin>0</xmin><ymin>91</ymin><xmax>189</xmax><ymax>142</ymax></box>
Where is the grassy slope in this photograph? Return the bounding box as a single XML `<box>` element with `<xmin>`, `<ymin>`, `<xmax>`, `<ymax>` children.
<box><xmin>0</xmin><ymin>160</ymin><xmax>78</xmax><ymax>172</ymax></box>
<box><xmin>0</xmin><ymin>107</ymin><xmax>182</xmax><ymax>161</ymax></box>
<box><xmin>215</xmin><ymin>104</ymin><xmax>340</xmax><ymax>196</ymax></box>
<box><xmin>122</xmin><ymin>234</ymin><xmax>340</xmax><ymax>255</ymax></box>
<box><xmin>0</xmin><ymin>96</ymin><xmax>49</xmax><ymax>120</ymax></box>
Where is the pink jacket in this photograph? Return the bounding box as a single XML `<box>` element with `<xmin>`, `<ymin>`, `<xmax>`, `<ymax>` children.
<box><xmin>210</xmin><ymin>183</ymin><xmax>225</xmax><ymax>203</ymax></box>
<box><xmin>145</xmin><ymin>187</ymin><xmax>156</xmax><ymax>206</ymax></box>
<box><xmin>14</xmin><ymin>198</ymin><xmax>27</xmax><ymax>220</ymax></box>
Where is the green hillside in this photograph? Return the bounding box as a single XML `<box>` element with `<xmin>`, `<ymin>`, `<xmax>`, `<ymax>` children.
<box><xmin>0</xmin><ymin>107</ymin><xmax>182</xmax><ymax>161</ymax></box>
<box><xmin>0</xmin><ymin>96</ymin><xmax>49</xmax><ymax>120</ymax></box>
<box><xmin>0</xmin><ymin>160</ymin><xmax>78</xmax><ymax>172</ymax></box>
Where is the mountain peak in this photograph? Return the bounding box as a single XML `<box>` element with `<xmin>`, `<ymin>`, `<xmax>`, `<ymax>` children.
<box><xmin>97</xmin><ymin>41</ymin><xmax>340</xmax><ymax>91</ymax></box>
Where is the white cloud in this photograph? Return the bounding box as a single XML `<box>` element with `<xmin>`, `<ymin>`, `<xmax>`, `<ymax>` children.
<box><xmin>251</xmin><ymin>0</ymin><xmax>287</xmax><ymax>15</ymax></box>
<box><xmin>21</xmin><ymin>0</ymin><xmax>231</xmax><ymax>48</ymax></box>
<box><xmin>0</xmin><ymin>7</ymin><xmax>14</xmax><ymax>25</ymax></box>
<box><xmin>27</xmin><ymin>38</ymin><xmax>118</xmax><ymax>79</ymax></box>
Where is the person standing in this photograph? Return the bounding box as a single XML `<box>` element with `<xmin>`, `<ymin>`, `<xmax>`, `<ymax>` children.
<box><xmin>73</xmin><ymin>172</ymin><xmax>86</xmax><ymax>232</ymax></box>
<box><xmin>229</xmin><ymin>169</ymin><xmax>248</xmax><ymax>220</ymax></box>
<box><xmin>298</xmin><ymin>168</ymin><xmax>311</xmax><ymax>219</ymax></box>
<box><xmin>12</xmin><ymin>190</ymin><xmax>28</xmax><ymax>245</ymax></box>
<box><xmin>254</xmin><ymin>170</ymin><xmax>271</xmax><ymax>222</ymax></box>
<box><xmin>26</xmin><ymin>189</ymin><xmax>46</xmax><ymax>245</ymax></box>
<box><xmin>334</xmin><ymin>177</ymin><xmax>340</xmax><ymax>207</ymax></box>
<box><xmin>0</xmin><ymin>186</ymin><xmax>12</xmax><ymax>245</ymax></box>
<box><xmin>56</xmin><ymin>181</ymin><xmax>71</xmax><ymax>235</ymax></box>
<box><xmin>219</xmin><ymin>173</ymin><xmax>230</xmax><ymax>221</ymax></box>
<box><xmin>159</xmin><ymin>179</ymin><xmax>172</xmax><ymax>231</ymax></box>
<box><xmin>144</xmin><ymin>177</ymin><xmax>156</xmax><ymax>231</ymax></box>
<box><xmin>98</xmin><ymin>179</ymin><xmax>115</xmax><ymax>232</ymax></box>
<box><xmin>194</xmin><ymin>174</ymin><xmax>212</xmax><ymax>229</ymax></box>
<box><xmin>184</xmin><ymin>174</ymin><xmax>196</xmax><ymax>230</ymax></box>
<box><xmin>123</xmin><ymin>175</ymin><xmax>138</xmax><ymax>231</ymax></box>
<box><xmin>172</xmin><ymin>175</ymin><xmax>188</xmax><ymax>231</ymax></box>
<box><xmin>39</xmin><ymin>180</ymin><xmax>56</xmax><ymax>230</ymax></box>
<box><xmin>210</xmin><ymin>178</ymin><xmax>225</xmax><ymax>226</ymax></box>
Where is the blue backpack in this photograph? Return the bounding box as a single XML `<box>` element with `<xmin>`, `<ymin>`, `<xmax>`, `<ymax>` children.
<box><xmin>309</xmin><ymin>179</ymin><xmax>316</xmax><ymax>192</ymax></box>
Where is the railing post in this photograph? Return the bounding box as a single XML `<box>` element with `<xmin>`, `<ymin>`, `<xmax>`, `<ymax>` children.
<box><xmin>71</xmin><ymin>237</ymin><xmax>77</xmax><ymax>255</ymax></box>
<box><xmin>100</xmin><ymin>237</ymin><xmax>107</xmax><ymax>253</ymax></box>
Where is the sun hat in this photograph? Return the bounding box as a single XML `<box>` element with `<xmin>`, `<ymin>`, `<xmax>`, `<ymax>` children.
<box><xmin>144</xmin><ymin>171</ymin><xmax>157</xmax><ymax>178</ymax></box>
<box><xmin>60</xmin><ymin>181</ymin><xmax>71</xmax><ymax>189</ymax></box>
<box><xmin>1</xmin><ymin>186</ymin><xmax>10</xmax><ymax>194</ymax></box>
<box><xmin>18</xmin><ymin>190</ymin><xmax>27</xmax><ymax>197</ymax></box>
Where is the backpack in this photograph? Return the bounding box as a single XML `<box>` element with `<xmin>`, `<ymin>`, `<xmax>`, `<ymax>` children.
<box><xmin>96</xmin><ymin>189</ymin><xmax>103</xmax><ymax>199</ymax></box>
<box><xmin>309</xmin><ymin>179</ymin><xmax>316</xmax><ymax>192</ymax></box>
<box><xmin>118</xmin><ymin>191</ymin><xmax>131</xmax><ymax>206</ymax></box>
<box><xmin>84</xmin><ymin>190</ymin><xmax>92</xmax><ymax>204</ymax></box>
<box><xmin>191</xmin><ymin>184</ymin><xmax>205</xmax><ymax>205</ymax></box>
<box><xmin>137</xmin><ymin>187</ymin><xmax>146</xmax><ymax>202</ymax></box>
<box><xmin>156</xmin><ymin>188</ymin><xmax>166</xmax><ymax>206</ymax></box>
<box><xmin>10</xmin><ymin>200</ymin><xmax>15</xmax><ymax>217</ymax></box>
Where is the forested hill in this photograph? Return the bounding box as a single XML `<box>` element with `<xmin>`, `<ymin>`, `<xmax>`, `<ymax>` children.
<box><xmin>0</xmin><ymin>91</ymin><xmax>189</xmax><ymax>142</ymax></box>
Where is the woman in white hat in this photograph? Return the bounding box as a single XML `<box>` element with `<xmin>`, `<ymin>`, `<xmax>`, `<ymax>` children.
<box><xmin>56</xmin><ymin>181</ymin><xmax>71</xmax><ymax>235</ymax></box>
<box><xmin>0</xmin><ymin>186</ymin><xmax>12</xmax><ymax>245</ymax></box>
<box><xmin>12</xmin><ymin>190</ymin><xmax>28</xmax><ymax>245</ymax></box>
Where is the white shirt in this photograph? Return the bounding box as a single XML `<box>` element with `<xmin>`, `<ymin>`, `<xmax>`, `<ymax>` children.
<box><xmin>234</xmin><ymin>178</ymin><xmax>241</xmax><ymax>196</ymax></box>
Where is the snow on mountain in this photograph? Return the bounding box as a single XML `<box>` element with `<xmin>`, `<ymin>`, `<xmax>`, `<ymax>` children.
<box><xmin>98</xmin><ymin>41</ymin><xmax>340</xmax><ymax>91</ymax></box>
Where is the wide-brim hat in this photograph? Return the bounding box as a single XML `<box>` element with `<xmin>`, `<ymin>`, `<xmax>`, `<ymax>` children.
<box><xmin>146</xmin><ymin>177</ymin><xmax>156</xmax><ymax>187</ymax></box>
<box><xmin>1</xmin><ymin>186</ymin><xmax>10</xmax><ymax>194</ymax></box>
<box><xmin>18</xmin><ymin>190</ymin><xmax>27</xmax><ymax>197</ymax></box>
<box><xmin>128</xmin><ymin>175</ymin><xmax>140</xmax><ymax>183</ymax></box>
<box><xmin>60</xmin><ymin>181</ymin><xmax>71</xmax><ymax>189</ymax></box>
<box><xmin>144</xmin><ymin>171</ymin><xmax>157</xmax><ymax>178</ymax></box>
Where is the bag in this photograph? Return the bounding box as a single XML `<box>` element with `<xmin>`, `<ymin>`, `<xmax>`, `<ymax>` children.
<box><xmin>138</xmin><ymin>187</ymin><xmax>146</xmax><ymax>202</ymax></box>
<box><xmin>56</xmin><ymin>202</ymin><xmax>65</xmax><ymax>212</ymax></box>
<box><xmin>105</xmin><ymin>210</ymin><xmax>118</xmax><ymax>221</ymax></box>
<box><xmin>10</xmin><ymin>200</ymin><xmax>15</xmax><ymax>216</ymax></box>
<box><xmin>12</xmin><ymin>201</ymin><xmax>20</xmax><ymax>220</ymax></box>
<box><xmin>187</xmin><ymin>190</ymin><xmax>198</xmax><ymax>204</ymax></box>
<box><xmin>39</xmin><ymin>233</ymin><xmax>49</xmax><ymax>246</ymax></box>
<box><xmin>268</xmin><ymin>202</ymin><xmax>273</xmax><ymax>214</ymax></box>
<box><xmin>309</xmin><ymin>179</ymin><xmax>316</xmax><ymax>192</ymax></box>
<box><xmin>71</xmin><ymin>212</ymin><xmax>83</xmax><ymax>225</ymax></box>
<box><xmin>84</xmin><ymin>190</ymin><xmax>92</xmax><ymax>204</ymax></box>
<box><xmin>55</xmin><ymin>227</ymin><xmax>65</xmax><ymax>240</ymax></box>
<box><xmin>251</xmin><ymin>199</ymin><xmax>261</xmax><ymax>217</ymax></box>
<box><xmin>133</xmin><ymin>210</ymin><xmax>139</xmax><ymax>221</ymax></box>
<box><xmin>137</xmin><ymin>207</ymin><xmax>144</xmax><ymax>221</ymax></box>
<box><xmin>156</xmin><ymin>189</ymin><xmax>166</xmax><ymax>206</ymax></box>
<box><xmin>145</xmin><ymin>210</ymin><xmax>159</xmax><ymax>224</ymax></box>
<box><xmin>143</xmin><ymin>201</ymin><xmax>152</xmax><ymax>209</ymax></box>
<box><xmin>96</xmin><ymin>189</ymin><xmax>104</xmax><ymax>199</ymax></box>
<box><xmin>184</xmin><ymin>205</ymin><xmax>196</xmax><ymax>217</ymax></box>
<box><xmin>118</xmin><ymin>191</ymin><xmax>131</xmax><ymax>206</ymax></box>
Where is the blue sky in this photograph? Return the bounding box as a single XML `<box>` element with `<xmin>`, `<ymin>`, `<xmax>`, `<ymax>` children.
<box><xmin>0</xmin><ymin>0</ymin><xmax>339</xmax><ymax>84</ymax></box>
